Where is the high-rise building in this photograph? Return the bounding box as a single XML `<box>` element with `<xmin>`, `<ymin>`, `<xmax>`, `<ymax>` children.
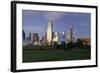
<box><xmin>32</xmin><ymin>33</ymin><xmax>39</xmax><ymax>44</ymax></box>
<box><xmin>81</xmin><ymin>38</ymin><xmax>91</xmax><ymax>45</ymax></box>
<box><xmin>47</xmin><ymin>21</ymin><xmax>53</xmax><ymax>45</ymax></box>
<box><xmin>52</xmin><ymin>32</ymin><xmax>66</xmax><ymax>45</ymax></box>
<box><xmin>70</xmin><ymin>26</ymin><xmax>73</xmax><ymax>42</ymax></box>
<box><xmin>23</xmin><ymin>30</ymin><xmax>25</xmax><ymax>41</ymax></box>
<box><xmin>65</xmin><ymin>32</ymin><xmax>70</xmax><ymax>43</ymax></box>
<box><xmin>41</xmin><ymin>33</ymin><xmax>47</xmax><ymax>45</ymax></box>
<box><xmin>25</xmin><ymin>32</ymin><xmax>32</xmax><ymax>42</ymax></box>
<box><xmin>22</xmin><ymin>30</ymin><xmax>26</xmax><ymax>46</ymax></box>
<box><xmin>65</xmin><ymin>26</ymin><xmax>75</xmax><ymax>43</ymax></box>
<box><xmin>52</xmin><ymin>32</ymin><xmax>58</xmax><ymax>43</ymax></box>
<box><xmin>57</xmin><ymin>32</ymin><xmax>66</xmax><ymax>44</ymax></box>
<box><xmin>29</xmin><ymin>32</ymin><xmax>31</xmax><ymax>41</ymax></box>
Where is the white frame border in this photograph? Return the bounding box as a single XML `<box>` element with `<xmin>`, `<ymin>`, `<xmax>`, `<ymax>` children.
<box><xmin>15</xmin><ymin>3</ymin><xmax>97</xmax><ymax>70</ymax></box>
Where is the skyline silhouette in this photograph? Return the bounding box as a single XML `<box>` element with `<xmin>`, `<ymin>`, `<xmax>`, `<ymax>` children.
<box><xmin>22</xmin><ymin>10</ymin><xmax>91</xmax><ymax>39</ymax></box>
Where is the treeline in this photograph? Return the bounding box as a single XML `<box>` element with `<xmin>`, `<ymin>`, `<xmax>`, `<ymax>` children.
<box><xmin>23</xmin><ymin>39</ymin><xmax>90</xmax><ymax>50</ymax></box>
<box><xmin>59</xmin><ymin>39</ymin><xmax>90</xmax><ymax>50</ymax></box>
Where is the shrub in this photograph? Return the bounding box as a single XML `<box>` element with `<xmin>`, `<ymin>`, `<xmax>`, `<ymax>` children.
<box><xmin>75</xmin><ymin>39</ymin><xmax>84</xmax><ymax>48</ymax></box>
<box><xmin>66</xmin><ymin>41</ymin><xmax>75</xmax><ymax>49</ymax></box>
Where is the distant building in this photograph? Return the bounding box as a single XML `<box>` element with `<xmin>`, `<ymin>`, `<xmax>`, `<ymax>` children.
<box><xmin>81</xmin><ymin>38</ymin><xmax>91</xmax><ymax>45</ymax></box>
<box><xmin>41</xmin><ymin>33</ymin><xmax>47</xmax><ymax>45</ymax></box>
<box><xmin>29</xmin><ymin>32</ymin><xmax>31</xmax><ymax>41</ymax></box>
<box><xmin>23</xmin><ymin>32</ymin><xmax>33</xmax><ymax>46</ymax></box>
<box><xmin>25</xmin><ymin>32</ymin><xmax>32</xmax><ymax>42</ymax></box>
<box><xmin>52</xmin><ymin>32</ymin><xmax>66</xmax><ymax>45</ymax></box>
<box><xmin>23</xmin><ymin>30</ymin><xmax>25</xmax><ymax>41</ymax></box>
<box><xmin>70</xmin><ymin>26</ymin><xmax>73</xmax><ymax>42</ymax></box>
<box><xmin>52</xmin><ymin>32</ymin><xmax>58</xmax><ymax>43</ymax></box>
<box><xmin>57</xmin><ymin>32</ymin><xmax>66</xmax><ymax>44</ymax></box>
<box><xmin>32</xmin><ymin>33</ymin><xmax>39</xmax><ymax>45</ymax></box>
<box><xmin>47</xmin><ymin>21</ymin><xmax>53</xmax><ymax>45</ymax></box>
<box><xmin>23</xmin><ymin>30</ymin><xmax>26</xmax><ymax>46</ymax></box>
<box><xmin>23</xmin><ymin>20</ymin><xmax>77</xmax><ymax>46</ymax></box>
<box><xmin>65</xmin><ymin>32</ymin><xmax>70</xmax><ymax>42</ymax></box>
<box><xmin>65</xmin><ymin>26</ymin><xmax>76</xmax><ymax>43</ymax></box>
<box><xmin>46</xmin><ymin>20</ymin><xmax>75</xmax><ymax>45</ymax></box>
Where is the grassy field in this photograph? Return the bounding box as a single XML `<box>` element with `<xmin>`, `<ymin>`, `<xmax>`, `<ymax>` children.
<box><xmin>23</xmin><ymin>48</ymin><xmax>90</xmax><ymax>63</ymax></box>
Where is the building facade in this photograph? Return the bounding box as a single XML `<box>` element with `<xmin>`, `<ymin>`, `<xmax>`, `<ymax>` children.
<box><xmin>47</xmin><ymin>21</ymin><xmax>53</xmax><ymax>45</ymax></box>
<box><xmin>32</xmin><ymin>33</ymin><xmax>39</xmax><ymax>45</ymax></box>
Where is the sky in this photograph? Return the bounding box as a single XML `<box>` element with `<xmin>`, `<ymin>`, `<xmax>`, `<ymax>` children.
<box><xmin>22</xmin><ymin>10</ymin><xmax>91</xmax><ymax>39</ymax></box>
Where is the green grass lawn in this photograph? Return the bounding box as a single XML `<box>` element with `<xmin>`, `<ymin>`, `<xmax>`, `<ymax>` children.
<box><xmin>23</xmin><ymin>48</ymin><xmax>90</xmax><ymax>63</ymax></box>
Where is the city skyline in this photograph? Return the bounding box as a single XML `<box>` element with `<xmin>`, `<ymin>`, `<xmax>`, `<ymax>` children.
<box><xmin>22</xmin><ymin>10</ymin><xmax>91</xmax><ymax>39</ymax></box>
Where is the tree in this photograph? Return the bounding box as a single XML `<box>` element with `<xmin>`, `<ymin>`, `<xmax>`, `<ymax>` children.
<box><xmin>75</xmin><ymin>39</ymin><xmax>84</xmax><ymax>48</ymax></box>
<box><xmin>54</xmin><ymin>41</ymin><xmax>58</xmax><ymax>45</ymax></box>
<box><xmin>53</xmin><ymin>41</ymin><xmax>58</xmax><ymax>49</ymax></box>
<box><xmin>61</xmin><ymin>41</ymin><xmax>66</xmax><ymax>49</ymax></box>
<box><xmin>67</xmin><ymin>41</ymin><xmax>75</xmax><ymax>49</ymax></box>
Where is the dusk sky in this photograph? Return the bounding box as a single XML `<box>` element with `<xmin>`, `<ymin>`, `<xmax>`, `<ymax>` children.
<box><xmin>22</xmin><ymin>10</ymin><xmax>91</xmax><ymax>39</ymax></box>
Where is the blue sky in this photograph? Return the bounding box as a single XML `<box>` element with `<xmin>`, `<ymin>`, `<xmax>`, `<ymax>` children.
<box><xmin>22</xmin><ymin>10</ymin><xmax>91</xmax><ymax>39</ymax></box>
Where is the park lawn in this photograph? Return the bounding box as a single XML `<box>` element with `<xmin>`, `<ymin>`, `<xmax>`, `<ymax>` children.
<box><xmin>23</xmin><ymin>48</ymin><xmax>90</xmax><ymax>63</ymax></box>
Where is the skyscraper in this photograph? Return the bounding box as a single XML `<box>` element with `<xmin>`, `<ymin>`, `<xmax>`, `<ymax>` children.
<box><xmin>52</xmin><ymin>32</ymin><xmax>58</xmax><ymax>43</ymax></box>
<box><xmin>70</xmin><ymin>26</ymin><xmax>73</xmax><ymax>42</ymax></box>
<box><xmin>32</xmin><ymin>33</ymin><xmax>39</xmax><ymax>44</ymax></box>
<box><xmin>23</xmin><ymin>30</ymin><xmax>25</xmax><ymax>41</ymax></box>
<box><xmin>41</xmin><ymin>33</ymin><xmax>47</xmax><ymax>45</ymax></box>
<box><xmin>47</xmin><ymin>21</ymin><xmax>53</xmax><ymax>45</ymax></box>
<box><xmin>29</xmin><ymin>32</ymin><xmax>31</xmax><ymax>41</ymax></box>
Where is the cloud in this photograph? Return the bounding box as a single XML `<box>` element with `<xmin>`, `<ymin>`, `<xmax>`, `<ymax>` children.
<box><xmin>43</xmin><ymin>12</ymin><xmax>66</xmax><ymax>21</ymax></box>
<box><xmin>23</xmin><ymin>10</ymin><xmax>39</xmax><ymax>15</ymax></box>
<box><xmin>23</xmin><ymin>10</ymin><xmax>67</xmax><ymax>22</ymax></box>
<box><xmin>24</xmin><ymin>26</ymin><xmax>45</xmax><ymax>32</ymax></box>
